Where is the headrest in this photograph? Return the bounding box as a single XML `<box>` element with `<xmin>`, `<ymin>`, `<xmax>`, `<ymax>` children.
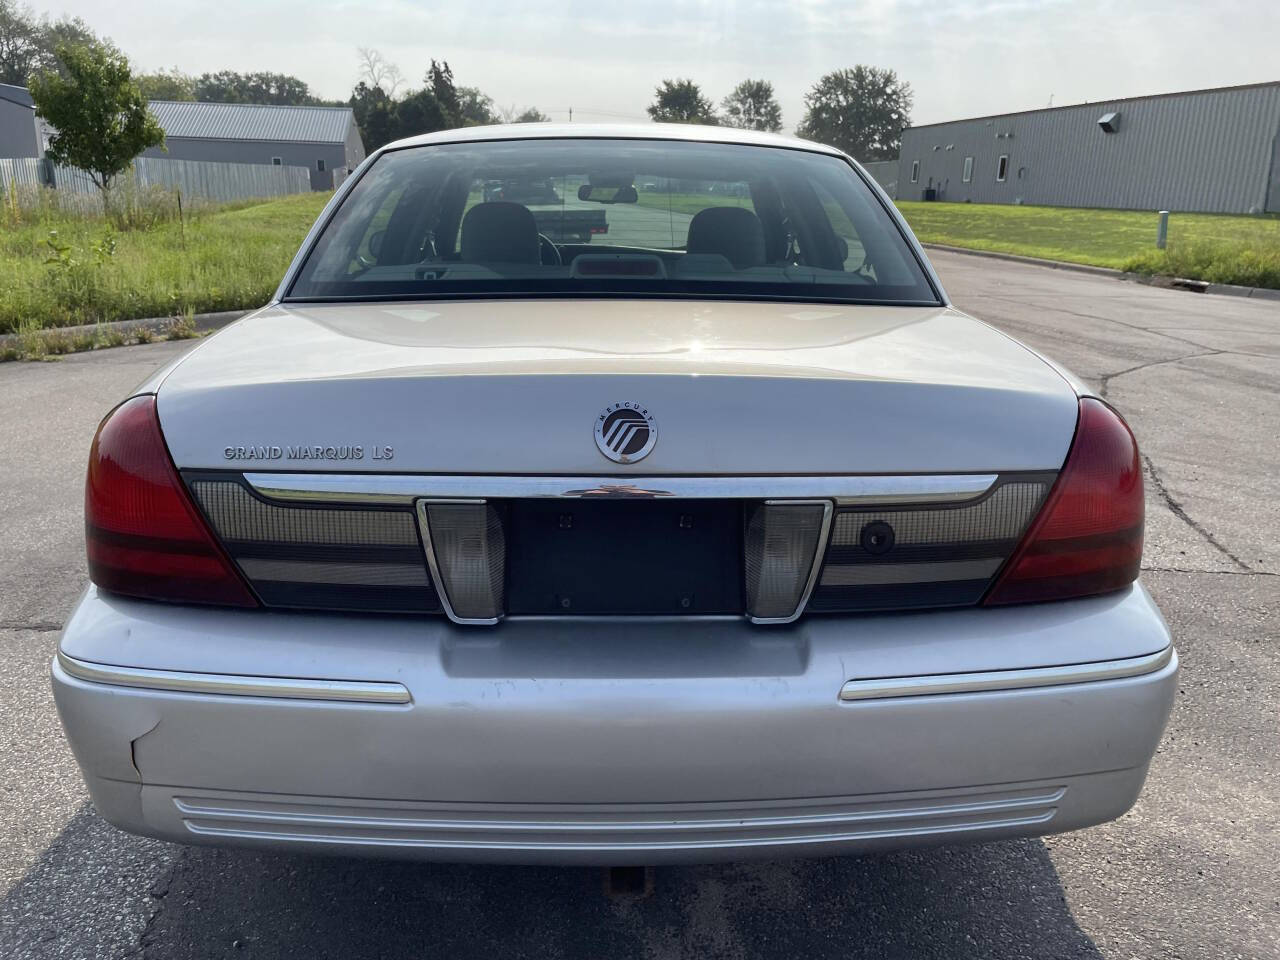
<box><xmin>686</xmin><ymin>206</ymin><xmax>767</xmax><ymax>269</ymax></box>
<box><xmin>460</xmin><ymin>202</ymin><xmax>540</xmax><ymax>263</ymax></box>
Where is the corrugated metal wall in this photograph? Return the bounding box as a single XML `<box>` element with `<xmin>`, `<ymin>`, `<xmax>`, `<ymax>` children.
<box><xmin>896</xmin><ymin>83</ymin><xmax>1280</xmax><ymax>213</ymax></box>
<box><xmin>0</xmin><ymin>156</ymin><xmax>312</xmax><ymax>208</ymax></box>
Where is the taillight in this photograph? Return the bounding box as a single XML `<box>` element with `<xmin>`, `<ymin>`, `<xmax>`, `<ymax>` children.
<box><xmin>85</xmin><ymin>395</ymin><xmax>257</xmax><ymax>607</ymax></box>
<box><xmin>984</xmin><ymin>398</ymin><xmax>1143</xmax><ymax>605</ymax></box>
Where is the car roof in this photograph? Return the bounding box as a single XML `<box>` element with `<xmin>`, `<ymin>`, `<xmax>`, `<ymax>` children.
<box><xmin>380</xmin><ymin>122</ymin><xmax>845</xmax><ymax>157</ymax></box>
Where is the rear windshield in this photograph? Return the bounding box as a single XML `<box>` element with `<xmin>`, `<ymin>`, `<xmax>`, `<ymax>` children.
<box><xmin>286</xmin><ymin>138</ymin><xmax>938</xmax><ymax>305</ymax></box>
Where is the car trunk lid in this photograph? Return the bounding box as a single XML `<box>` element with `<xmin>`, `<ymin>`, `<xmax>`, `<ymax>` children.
<box><xmin>155</xmin><ymin>299</ymin><xmax>1079</xmax><ymax>475</ymax></box>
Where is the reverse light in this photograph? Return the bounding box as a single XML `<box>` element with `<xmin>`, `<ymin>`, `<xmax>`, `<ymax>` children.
<box><xmin>85</xmin><ymin>396</ymin><xmax>258</xmax><ymax>607</ymax></box>
<box><xmin>984</xmin><ymin>398</ymin><xmax>1143</xmax><ymax>605</ymax></box>
<box><xmin>745</xmin><ymin>500</ymin><xmax>831</xmax><ymax>622</ymax></box>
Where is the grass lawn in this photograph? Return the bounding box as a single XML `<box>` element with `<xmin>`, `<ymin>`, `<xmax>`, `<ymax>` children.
<box><xmin>5</xmin><ymin>186</ymin><xmax>1276</xmax><ymax>347</ymax></box>
<box><xmin>0</xmin><ymin>191</ymin><xmax>332</xmax><ymax>335</ymax></box>
<box><xmin>896</xmin><ymin>201</ymin><xmax>1280</xmax><ymax>288</ymax></box>
<box><xmin>633</xmin><ymin>191</ymin><xmax>751</xmax><ymax>217</ymax></box>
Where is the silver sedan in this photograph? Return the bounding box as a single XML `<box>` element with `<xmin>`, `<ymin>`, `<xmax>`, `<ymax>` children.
<box><xmin>53</xmin><ymin>124</ymin><xmax>1176</xmax><ymax>864</ymax></box>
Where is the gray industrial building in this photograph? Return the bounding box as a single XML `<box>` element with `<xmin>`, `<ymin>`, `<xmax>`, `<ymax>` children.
<box><xmin>895</xmin><ymin>81</ymin><xmax>1280</xmax><ymax>214</ymax></box>
<box><xmin>0</xmin><ymin>82</ymin><xmax>53</xmax><ymax>158</ymax></box>
<box><xmin>142</xmin><ymin>101</ymin><xmax>365</xmax><ymax>190</ymax></box>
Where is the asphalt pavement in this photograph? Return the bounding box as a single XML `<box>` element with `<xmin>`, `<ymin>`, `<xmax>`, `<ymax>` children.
<box><xmin>0</xmin><ymin>253</ymin><xmax>1276</xmax><ymax>959</ymax></box>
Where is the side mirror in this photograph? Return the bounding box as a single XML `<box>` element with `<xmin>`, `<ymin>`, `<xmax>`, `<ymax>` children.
<box><xmin>367</xmin><ymin>230</ymin><xmax>385</xmax><ymax>258</ymax></box>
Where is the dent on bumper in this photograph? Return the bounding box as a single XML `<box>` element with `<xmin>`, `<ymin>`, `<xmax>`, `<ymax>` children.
<box><xmin>52</xmin><ymin>584</ymin><xmax>1178</xmax><ymax>863</ymax></box>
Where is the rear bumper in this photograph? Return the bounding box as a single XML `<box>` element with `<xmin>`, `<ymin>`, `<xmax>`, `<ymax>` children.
<box><xmin>53</xmin><ymin>585</ymin><xmax>1177</xmax><ymax>864</ymax></box>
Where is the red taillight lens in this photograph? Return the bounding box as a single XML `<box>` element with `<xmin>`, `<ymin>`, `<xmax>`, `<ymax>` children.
<box><xmin>984</xmin><ymin>398</ymin><xmax>1143</xmax><ymax>605</ymax></box>
<box><xmin>85</xmin><ymin>395</ymin><xmax>257</xmax><ymax>607</ymax></box>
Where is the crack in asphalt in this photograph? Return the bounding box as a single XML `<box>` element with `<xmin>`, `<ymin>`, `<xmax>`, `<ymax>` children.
<box><xmin>1143</xmin><ymin>566</ymin><xmax>1277</xmax><ymax>577</ymax></box>
<box><xmin>0</xmin><ymin>619</ymin><xmax>63</xmax><ymax>633</ymax></box>
<box><xmin>981</xmin><ymin>294</ymin><xmax>1224</xmax><ymax>353</ymax></box>
<box><xmin>1143</xmin><ymin>454</ymin><xmax>1252</xmax><ymax>573</ymax></box>
<box><xmin>1098</xmin><ymin>350</ymin><xmax>1224</xmax><ymax>398</ymax></box>
<box><xmin>121</xmin><ymin>848</ymin><xmax>184</xmax><ymax>960</ymax></box>
<box><xmin>979</xmin><ymin>293</ymin><xmax>1277</xmax><ymax>361</ymax></box>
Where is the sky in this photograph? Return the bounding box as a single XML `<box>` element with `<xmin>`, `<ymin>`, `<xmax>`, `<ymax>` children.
<box><xmin>29</xmin><ymin>0</ymin><xmax>1280</xmax><ymax>131</ymax></box>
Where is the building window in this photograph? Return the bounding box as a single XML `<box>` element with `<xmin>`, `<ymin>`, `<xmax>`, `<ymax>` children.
<box><xmin>271</xmin><ymin>157</ymin><xmax>282</xmax><ymax>166</ymax></box>
<box><xmin>317</xmin><ymin>159</ymin><xmax>326</xmax><ymax>172</ymax></box>
<box><xmin>996</xmin><ymin>155</ymin><xmax>1009</xmax><ymax>182</ymax></box>
<box><xmin>910</xmin><ymin>160</ymin><xmax>919</xmax><ymax>183</ymax></box>
<box><xmin>962</xmin><ymin>157</ymin><xmax>973</xmax><ymax>182</ymax></box>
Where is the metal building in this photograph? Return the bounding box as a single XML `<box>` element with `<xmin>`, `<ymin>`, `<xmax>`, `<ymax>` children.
<box><xmin>141</xmin><ymin>101</ymin><xmax>365</xmax><ymax>191</ymax></box>
<box><xmin>896</xmin><ymin>81</ymin><xmax>1280</xmax><ymax>214</ymax></box>
<box><xmin>0</xmin><ymin>83</ymin><xmax>53</xmax><ymax>159</ymax></box>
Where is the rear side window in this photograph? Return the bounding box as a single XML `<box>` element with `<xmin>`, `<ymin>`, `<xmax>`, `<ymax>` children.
<box><xmin>288</xmin><ymin>139</ymin><xmax>938</xmax><ymax>305</ymax></box>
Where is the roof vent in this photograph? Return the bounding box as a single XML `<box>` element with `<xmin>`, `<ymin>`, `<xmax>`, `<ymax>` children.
<box><xmin>1098</xmin><ymin>112</ymin><xmax>1120</xmax><ymax>133</ymax></box>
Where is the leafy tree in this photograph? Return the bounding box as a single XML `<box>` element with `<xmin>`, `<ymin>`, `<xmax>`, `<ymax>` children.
<box><xmin>0</xmin><ymin>0</ymin><xmax>40</xmax><ymax>84</ymax></box>
<box><xmin>456</xmin><ymin>85</ymin><xmax>498</xmax><ymax>126</ymax></box>
<box><xmin>394</xmin><ymin>87</ymin><xmax>451</xmax><ymax>139</ymax></box>
<box><xmin>512</xmin><ymin>107</ymin><xmax>550</xmax><ymax>123</ymax></box>
<box><xmin>426</xmin><ymin>59</ymin><xmax>459</xmax><ymax>125</ymax></box>
<box><xmin>647</xmin><ymin>78</ymin><xmax>717</xmax><ymax>124</ymax></box>
<box><xmin>193</xmin><ymin>70</ymin><xmax>317</xmax><ymax>106</ymax></box>
<box><xmin>348</xmin><ymin>81</ymin><xmax>396</xmax><ymax>150</ymax></box>
<box><xmin>38</xmin><ymin>13</ymin><xmax>96</xmax><ymax>58</ymax></box>
<box><xmin>720</xmin><ymin>79</ymin><xmax>782</xmax><ymax>132</ymax></box>
<box><xmin>0</xmin><ymin>1</ymin><xmax>99</xmax><ymax>85</ymax></box>
<box><xmin>796</xmin><ymin>65</ymin><xmax>912</xmax><ymax>161</ymax></box>
<box><xmin>28</xmin><ymin>41</ymin><xmax>165</xmax><ymax>194</ymax></box>
<box><xmin>136</xmin><ymin>66</ymin><xmax>194</xmax><ymax>101</ymax></box>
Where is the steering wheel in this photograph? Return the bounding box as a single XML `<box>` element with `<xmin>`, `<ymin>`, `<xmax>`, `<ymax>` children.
<box><xmin>538</xmin><ymin>234</ymin><xmax>562</xmax><ymax>266</ymax></box>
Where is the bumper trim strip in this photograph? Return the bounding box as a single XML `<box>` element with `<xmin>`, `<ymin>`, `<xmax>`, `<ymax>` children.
<box><xmin>55</xmin><ymin>651</ymin><xmax>411</xmax><ymax>704</ymax></box>
<box><xmin>839</xmin><ymin>645</ymin><xmax>1174</xmax><ymax>701</ymax></box>
<box><xmin>244</xmin><ymin>472</ymin><xmax>998</xmax><ymax>506</ymax></box>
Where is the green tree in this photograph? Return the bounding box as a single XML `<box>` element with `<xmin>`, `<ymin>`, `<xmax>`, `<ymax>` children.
<box><xmin>426</xmin><ymin>59</ymin><xmax>459</xmax><ymax>125</ymax></box>
<box><xmin>136</xmin><ymin>66</ymin><xmax>194</xmax><ymax>101</ymax></box>
<box><xmin>512</xmin><ymin>107</ymin><xmax>550</xmax><ymax>123</ymax></box>
<box><xmin>0</xmin><ymin>1</ymin><xmax>98</xmax><ymax>85</ymax></box>
<box><xmin>0</xmin><ymin>0</ymin><xmax>40</xmax><ymax>84</ymax></box>
<box><xmin>720</xmin><ymin>78</ymin><xmax>782</xmax><ymax>132</ymax></box>
<box><xmin>193</xmin><ymin>70</ymin><xmax>317</xmax><ymax>105</ymax></box>
<box><xmin>456</xmin><ymin>85</ymin><xmax>498</xmax><ymax>126</ymax></box>
<box><xmin>28</xmin><ymin>41</ymin><xmax>165</xmax><ymax>194</ymax></box>
<box><xmin>796</xmin><ymin>65</ymin><xmax>912</xmax><ymax>161</ymax></box>
<box><xmin>394</xmin><ymin>86</ymin><xmax>451</xmax><ymax>139</ymax></box>
<box><xmin>647</xmin><ymin>78</ymin><xmax>717</xmax><ymax>124</ymax></box>
<box><xmin>348</xmin><ymin>81</ymin><xmax>396</xmax><ymax>150</ymax></box>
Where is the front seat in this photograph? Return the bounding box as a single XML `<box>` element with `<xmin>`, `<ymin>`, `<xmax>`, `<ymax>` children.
<box><xmin>685</xmin><ymin>207</ymin><xmax>767</xmax><ymax>269</ymax></box>
<box><xmin>460</xmin><ymin>201</ymin><xmax>540</xmax><ymax>263</ymax></box>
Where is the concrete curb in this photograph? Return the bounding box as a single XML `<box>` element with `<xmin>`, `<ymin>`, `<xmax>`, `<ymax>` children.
<box><xmin>0</xmin><ymin>309</ymin><xmax>253</xmax><ymax>350</ymax></box>
<box><xmin>1203</xmin><ymin>282</ymin><xmax>1280</xmax><ymax>302</ymax></box>
<box><xmin>922</xmin><ymin>243</ymin><xmax>1125</xmax><ymax>278</ymax></box>
<box><xmin>922</xmin><ymin>243</ymin><xmax>1280</xmax><ymax>302</ymax></box>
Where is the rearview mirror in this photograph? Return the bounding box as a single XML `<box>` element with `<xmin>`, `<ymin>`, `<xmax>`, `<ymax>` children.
<box><xmin>577</xmin><ymin>184</ymin><xmax>638</xmax><ymax>204</ymax></box>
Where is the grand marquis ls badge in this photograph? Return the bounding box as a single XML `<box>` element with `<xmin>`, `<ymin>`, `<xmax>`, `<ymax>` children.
<box><xmin>594</xmin><ymin>402</ymin><xmax>657</xmax><ymax>464</ymax></box>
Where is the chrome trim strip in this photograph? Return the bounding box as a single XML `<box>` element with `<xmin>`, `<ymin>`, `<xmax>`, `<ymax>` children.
<box><xmin>748</xmin><ymin>499</ymin><xmax>835</xmax><ymax>625</ymax></box>
<box><xmin>414</xmin><ymin>499</ymin><xmax>503</xmax><ymax>626</ymax></box>
<box><xmin>245</xmin><ymin>473</ymin><xmax>998</xmax><ymax>506</ymax></box>
<box><xmin>55</xmin><ymin>651</ymin><xmax>412</xmax><ymax>704</ymax></box>
<box><xmin>839</xmin><ymin>646</ymin><xmax>1175</xmax><ymax>702</ymax></box>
